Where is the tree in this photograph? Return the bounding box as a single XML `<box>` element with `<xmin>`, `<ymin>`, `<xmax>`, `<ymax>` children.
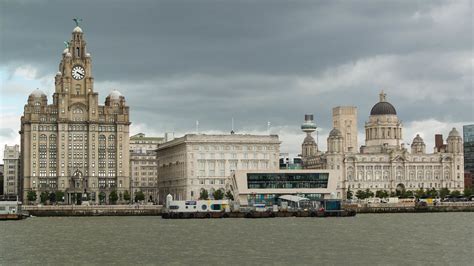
<box><xmin>404</xmin><ymin>190</ymin><xmax>414</xmax><ymax>198</ymax></box>
<box><xmin>389</xmin><ymin>191</ymin><xmax>397</xmax><ymax>197</ymax></box>
<box><xmin>415</xmin><ymin>188</ymin><xmax>426</xmax><ymax>199</ymax></box>
<box><xmin>426</xmin><ymin>188</ymin><xmax>438</xmax><ymax>198</ymax></box>
<box><xmin>439</xmin><ymin>188</ymin><xmax>450</xmax><ymax>199</ymax></box>
<box><xmin>99</xmin><ymin>192</ymin><xmax>106</xmax><ymax>204</ymax></box>
<box><xmin>355</xmin><ymin>190</ymin><xmax>366</xmax><ymax>200</ymax></box>
<box><xmin>463</xmin><ymin>188</ymin><xmax>473</xmax><ymax>198</ymax></box>
<box><xmin>40</xmin><ymin>191</ymin><xmax>49</xmax><ymax>204</ymax></box>
<box><xmin>123</xmin><ymin>190</ymin><xmax>131</xmax><ymax>202</ymax></box>
<box><xmin>109</xmin><ymin>190</ymin><xmax>118</xmax><ymax>204</ymax></box>
<box><xmin>365</xmin><ymin>189</ymin><xmax>374</xmax><ymax>198</ymax></box>
<box><xmin>213</xmin><ymin>189</ymin><xmax>224</xmax><ymax>200</ymax></box>
<box><xmin>450</xmin><ymin>190</ymin><xmax>461</xmax><ymax>197</ymax></box>
<box><xmin>55</xmin><ymin>191</ymin><xmax>65</xmax><ymax>202</ymax></box>
<box><xmin>346</xmin><ymin>189</ymin><xmax>353</xmax><ymax>200</ymax></box>
<box><xmin>225</xmin><ymin>190</ymin><xmax>234</xmax><ymax>200</ymax></box>
<box><xmin>49</xmin><ymin>192</ymin><xmax>56</xmax><ymax>203</ymax></box>
<box><xmin>375</xmin><ymin>190</ymin><xmax>389</xmax><ymax>198</ymax></box>
<box><xmin>27</xmin><ymin>191</ymin><xmax>37</xmax><ymax>203</ymax></box>
<box><xmin>134</xmin><ymin>191</ymin><xmax>145</xmax><ymax>202</ymax></box>
<box><xmin>199</xmin><ymin>189</ymin><xmax>209</xmax><ymax>200</ymax></box>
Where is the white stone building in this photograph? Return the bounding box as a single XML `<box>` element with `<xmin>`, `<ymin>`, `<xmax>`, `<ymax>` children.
<box><xmin>157</xmin><ymin>134</ymin><xmax>280</xmax><ymax>203</ymax></box>
<box><xmin>302</xmin><ymin>92</ymin><xmax>464</xmax><ymax>198</ymax></box>
<box><xmin>3</xmin><ymin>145</ymin><xmax>20</xmax><ymax>197</ymax></box>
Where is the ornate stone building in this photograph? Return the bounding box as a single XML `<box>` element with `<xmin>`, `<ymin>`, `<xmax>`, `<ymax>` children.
<box><xmin>20</xmin><ymin>23</ymin><xmax>131</xmax><ymax>204</ymax></box>
<box><xmin>303</xmin><ymin>92</ymin><xmax>464</xmax><ymax>198</ymax></box>
<box><xmin>157</xmin><ymin>134</ymin><xmax>280</xmax><ymax>203</ymax></box>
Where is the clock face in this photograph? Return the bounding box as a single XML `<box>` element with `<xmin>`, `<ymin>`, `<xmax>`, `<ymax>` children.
<box><xmin>72</xmin><ymin>65</ymin><xmax>85</xmax><ymax>80</ymax></box>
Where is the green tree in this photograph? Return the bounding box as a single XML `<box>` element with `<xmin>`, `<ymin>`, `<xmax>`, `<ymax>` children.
<box><xmin>463</xmin><ymin>188</ymin><xmax>473</xmax><ymax>198</ymax></box>
<box><xmin>346</xmin><ymin>189</ymin><xmax>354</xmax><ymax>200</ymax></box>
<box><xmin>123</xmin><ymin>190</ymin><xmax>131</xmax><ymax>202</ymax></box>
<box><xmin>404</xmin><ymin>190</ymin><xmax>414</xmax><ymax>198</ymax></box>
<box><xmin>426</xmin><ymin>188</ymin><xmax>438</xmax><ymax>198</ymax></box>
<box><xmin>355</xmin><ymin>190</ymin><xmax>366</xmax><ymax>200</ymax></box>
<box><xmin>439</xmin><ymin>188</ymin><xmax>450</xmax><ymax>199</ymax></box>
<box><xmin>55</xmin><ymin>191</ymin><xmax>65</xmax><ymax>202</ymax></box>
<box><xmin>40</xmin><ymin>191</ymin><xmax>49</xmax><ymax>204</ymax></box>
<box><xmin>199</xmin><ymin>189</ymin><xmax>209</xmax><ymax>200</ymax></box>
<box><xmin>213</xmin><ymin>189</ymin><xmax>224</xmax><ymax>200</ymax></box>
<box><xmin>375</xmin><ymin>190</ymin><xmax>389</xmax><ymax>198</ymax></box>
<box><xmin>109</xmin><ymin>190</ymin><xmax>118</xmax><ymax>204</ymax></box>
<box><xmin>365</xmin><ymin>189</ymin><xmax>374</xmax><ymax>198</ymax></box>
<box><xmin>134</xmin><ymin>191</ymin><xmax>145</xmax><ymax>202</ymax></box>
<box><xmin>49</xmin><ymin>192</ymin><xmax>57</xmax><ymax>203</ymax></box>
<box><xmin>27</xmin><ymin>191</ymin><xmax>37</xmax><ymax>203</ymax></box>
<box><xmin>389</xmin><ymin>191</ymin><xmax>397</xmax><ymax>197</ymax></box>
<box><xmin>450</xmin><ymin>190</ymin><xmax>461</xmax><ymax>197</ymax></box>
<box><xmin>98</xmin><ymin>192</ymin><xmax>106</xmax><ymax>204</ymax></box>
<box><xmin>415</xmin><ymin>188</ymin><xmax>426</xmax><ymax>198</ymax></box>
<box><xmin>225</xmin><ymin>190</ymin><xmax>234</xmax><ymax>200</ymax></box>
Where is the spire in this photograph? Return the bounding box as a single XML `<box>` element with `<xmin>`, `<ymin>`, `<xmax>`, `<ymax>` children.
<box><xmin>379</xmin><ymin>90</ymin><xmax>386</xmax><ymax>102</ymax></box>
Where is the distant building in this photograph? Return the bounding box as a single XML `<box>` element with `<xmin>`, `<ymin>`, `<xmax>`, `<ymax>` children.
<box><xmin>3</xmin><ymin>145</ymin><xmax>20</xmax><ymax>197</ymax></box>
<box><xmin>463</xmin><ymin>125</ymin><xmax>474</xmax><ymax>174</ymax></box>
<box><xmin>157</xmin><ymin>134</ymin><xmax>280</xmax><ymax>203</ymax></box>
<box><xmin>129</xmin><ymin>133</ymin><xmax>164</xmax><ymax>202</ymax></box>
<box><xmin>0</xmin><ymin>164</ymin><xmax>4</xmax><ymax>195</ymax></box>
<box><xmin>279</xmin><ymin>153</ymin><xmax>302</xmax><ymax>169</ymax></box>
<box><xmin>332</xmin><ymin>106</ymin><xmax>358</xmax><ymax>153</ymax></box>
<box><xmin>303</xmin><ymin>92</ymin><xmax>464</xmax><ymax>198</ymax></box>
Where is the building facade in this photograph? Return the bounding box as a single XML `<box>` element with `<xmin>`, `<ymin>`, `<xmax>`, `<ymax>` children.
<box><xmin>3</xmin><ymin>145</ymin><xmax>20</xmax><ymax>197</ymax></box>
<box><xmin>463</xmin><ymin>124</ymin><xmax>474</xmax><ymax>174</ymax></box>
<box><xmin>229</xmin><ymin>169</ymin><xmax>339</xmax><ymax>206</ymax></box>
<box><xmin>129</xmin><ymin>133</ymin><xmax>163</xmax><ymax>202</ymax></box>
<box><xmin>303</xmin><ymin>92</ymin><xmax>464</xmax><ymax>198</ymax></box>
<box><xmin>20</xmin><ymin>23</ymin><xmax>131</xmax><ymax>204</ymax></box>
<box><xmin>157</xmin><ymin>134</ymin><xmax>280</xmax><ymax>203</ymax></box>
<box><xmin>332</xmin><ymin>106</ymin><xmax>358</xmax><ymax>153</ymax></box>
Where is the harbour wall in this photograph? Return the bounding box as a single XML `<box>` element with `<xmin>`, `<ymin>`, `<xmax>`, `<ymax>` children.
<box><xmin>23</xmin><ymin>205</ymin><xmax>163</xmax><ymax>217</ymax></box>
<box><xmin>22</xmin><ymin>203</ymin><xmax>474</xmax><ymax>217</ymax></box>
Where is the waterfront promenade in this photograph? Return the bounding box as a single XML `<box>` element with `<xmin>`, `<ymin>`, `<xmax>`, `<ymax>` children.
<box><xmin>20</xmin><ymin>202</ymin><xmax>474</xmax><ymax>217</ymax></box>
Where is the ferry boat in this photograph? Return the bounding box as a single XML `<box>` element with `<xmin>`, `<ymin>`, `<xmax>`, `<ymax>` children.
<box><xmin>0</xmin><ymin>201</ymin><xmax>28</xmax><ymax>220</ymax></box>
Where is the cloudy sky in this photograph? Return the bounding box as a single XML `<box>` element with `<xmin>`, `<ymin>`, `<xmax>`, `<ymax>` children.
<box><xmin>0</xmin><ymin>0</ymin><xmax>472</xmax><ymax>159</ymax></box>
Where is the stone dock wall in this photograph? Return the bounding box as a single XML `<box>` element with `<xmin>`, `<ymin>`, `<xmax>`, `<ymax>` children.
<box><xmin>22</xmin><ymin>203</ymin><xmax>474</xmax><ymax>217</ymax></box>
<box><xmin>23</xmin><ymin>205</ymin><xmax>163</xmax><ymax>217</ymax></box>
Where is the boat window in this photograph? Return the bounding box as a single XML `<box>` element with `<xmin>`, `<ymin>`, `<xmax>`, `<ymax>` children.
<box><xmin>210</xmin><ymin>204</ymin><xmax>221</xmax><ymax>211</ymax></box>
<box><xmin>201</xmin><ymin>204</ymin><xmax>207</xmax><ymax>210</ymax></box>
<box><xmin>169</xmin><ymin>205</ymin><xmax>179</xmax><ymax>210</ymax></box>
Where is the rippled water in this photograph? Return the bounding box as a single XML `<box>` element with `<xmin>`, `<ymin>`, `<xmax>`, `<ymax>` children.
<box><xmin>1</xmin><ymin>213</ymin><xmax>473</xmax><ymax>265</ymax></box>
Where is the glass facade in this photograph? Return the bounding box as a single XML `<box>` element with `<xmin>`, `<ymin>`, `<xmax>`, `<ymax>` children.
<box><xmin>247</xmin><ymin>173</ymin><xmax>329</xmax><ymax>189</ymax></box>
<box><xmin>464</xmin><ymin>125</ymin><xmax>474</xmax><ymax>173</ymax></box>
<box><xmin>246</xmin><ymin>193</ymin><xmax>323</xmax><ymax>206</ymax></box>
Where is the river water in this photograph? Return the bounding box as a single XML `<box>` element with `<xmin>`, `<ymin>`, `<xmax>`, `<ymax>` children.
<box><xmin>1</xmin><ymin>213</ymin><xmax>472</xmax><ymax>265</ymax></box>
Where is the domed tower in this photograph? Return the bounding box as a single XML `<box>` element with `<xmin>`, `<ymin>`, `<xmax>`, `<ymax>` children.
<box><xmin>327</xmin><ymin>128</ymin><xmax>343</xmax><ymax>153</ymax></box>
<box><xmin>411</xmin><ymin>134</ymin><xmax>426</xmax><ymax>154</ymax></box>
<box><xmin>301</xmin><ymin>114</ymin><xmax>318</xmax><ymax>158</ymax></box>
<box><xmin>447</xmin><ymin>128</ymin><xmax>463</xmax><ymax>154</ymax></box>
<box><xmin>363</xmin><ymin>91</ymin><xmax>402</xmax><ymax>153</ymax></box>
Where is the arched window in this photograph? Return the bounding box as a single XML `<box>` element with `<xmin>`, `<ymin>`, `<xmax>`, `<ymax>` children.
<box><xmin>76</xmin><ymin>47</ymin><xmax>80</xmax><ymax>57</ymax></box>
<box><xmin>39</xmin><ymin>134</ymin><xmax>47</xmax><ymax>142</ymax></box>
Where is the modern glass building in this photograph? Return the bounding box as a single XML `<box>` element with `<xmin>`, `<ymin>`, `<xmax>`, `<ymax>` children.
<box><xmin>229</xmin><ymin>169</ymin><xmax>340</xmax><ymax>206</ymax></box>
<box><xmin>464</xmin><ymin>125</ymin><xmax>474</xmax><ymax>173</ymax></box>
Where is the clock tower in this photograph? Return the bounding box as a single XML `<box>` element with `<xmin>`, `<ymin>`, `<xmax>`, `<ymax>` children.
<box><xmin>21</xmin><ymin>20</ymin><xmax>131</xmax><ymax>204</ymax></box>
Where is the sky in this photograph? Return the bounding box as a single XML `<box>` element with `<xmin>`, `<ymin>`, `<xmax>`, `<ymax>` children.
<box><xmin>0</xmin><ymin>0</ymin><xmax>472</xmax><ymax>160</ymax></box>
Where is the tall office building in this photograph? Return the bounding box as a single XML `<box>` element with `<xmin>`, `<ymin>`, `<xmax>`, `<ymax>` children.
<box><xmin>20</xmin><ymin>22</ymin><xmax>131</xmax><ymax>204</ymax></box>
<box><xmin>3</xmin><ymin>145</ymin><xmax>20</xmax><ymax>197</ymax></box>
<box><xmin>129</xmin><ymin>133</ymin><xmax>163</xmax><ymax>202</ymax></box>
